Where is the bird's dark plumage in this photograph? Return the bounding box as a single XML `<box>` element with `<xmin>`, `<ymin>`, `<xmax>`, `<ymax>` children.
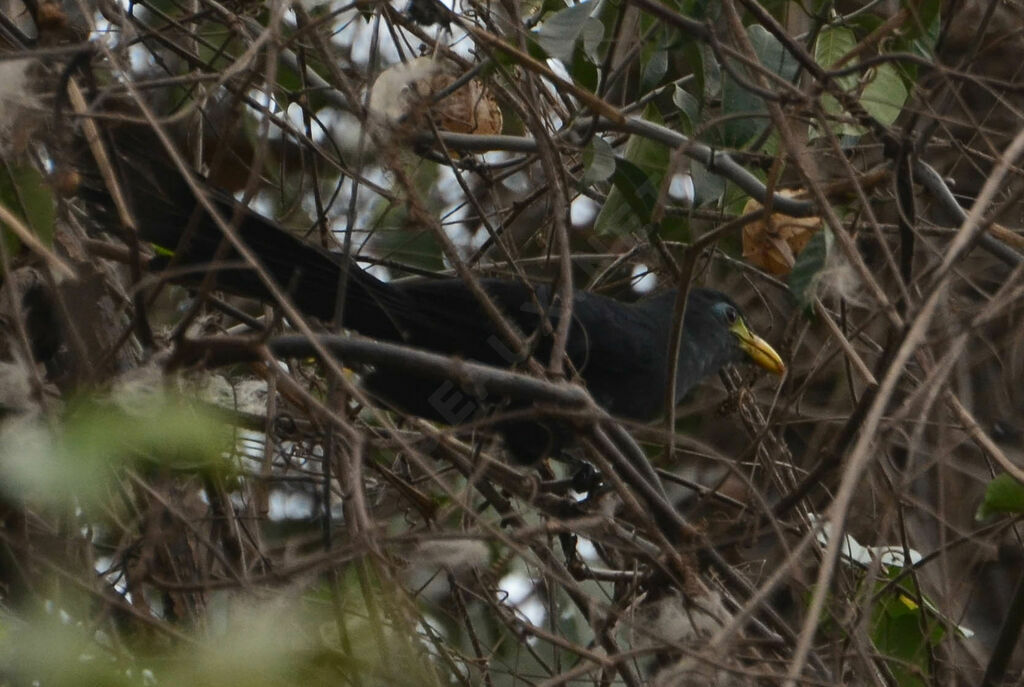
<box><xmin>77</xmin><ymin>125</ymin><xmax>783</xmax><ymax>461</ymax></box>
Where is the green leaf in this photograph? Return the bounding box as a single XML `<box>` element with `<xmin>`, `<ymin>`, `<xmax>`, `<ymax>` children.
<box><xmin>812</xmin><ymin>26</ymin><xmax>909</xmax><ymax>138</ymax></box>
<box><xmin>535</xmin><ymin>1</ymin><xmax>596</xmax><ymax>63</ymax></box>
<box><xmin>788</xmin><ymin>227</ymin><xmax>830</xmax><ymax>305</ymax></box>
<box><xmin>870</xmin><ymin>570</ymin><xmax>948</xmax><ymax>687</ymax></box>
<box><xmin>812</xmin><ymin>26</ymin><xmax>862</xmax><ymax>138</ymax></box>
<box><xmin>672</xmin><ymin>86</ymin><xmax>700</xmax><ymax>134</ymax></box>
<box><xmin>690</xmin><ymin>161</ymin><xmax>726</xmax><ymax>207</ymax></box>
<box><xmin>907</xmin><ymin>0</ymin><xmax>942</xmax><ymax>57</ymax></box>
<box><xmin>602</xmin><ymin>158</ymin><xmax>659</xmax><ymax>231</ymax></box>
<box><xmin>580</xmin><ymin>17</ymin><xmax>605</xmax><ymax>63</ymax></box>
<box><xmin>748</xmin><ymin>23</ymin><xmax>799</xmax><ymax>81</ymax></box>
<box><xmin>581</xmin><ymin>136</ymin><xmax>615</xmax><ymax>186</ymax></box>
<box><xmin>641</xmin><ymin>49</ymin><xmax>668</xmax><ymax>92</ymax></box>
<box><xmin>814</xmin><ymin>25</ymin><xmax>857</xmax><ymax>74</ymax></box>
<box><xmin>720</xmin><ymin>24</ymin><xmax>798</xmax><ymax>147</ymax></box>
<box><xmin>0</xmin><ymin>164</ymin><xmax>55</xmax><ymax>257</ymax></box>
<box><xmin>859</xmin><ymin>62</ymin><xmax>909</xmax><ymax>126</ymax></box>
<box><xmin>871</xmin><ymin>593</ymin><xmax>943</xmax><ymax>687</ymax></box>
<box><xmin>594</xmin><ymin>107</ymin><xmax>669</xmax><ymax>234</ymax></box>
<box><xmin>723</xmin><ymin>180</ymin><xmax>754</xmax><ymax>217</ymax></box>
<box><xmin>976</xmin><ymin>473</ymin><xmax>1024</xmax><ymax>520</ymax></box>
<box><xmin>680</xmin><ymin>42</ymin><xmax>707</xmax><ymax>103</ymax></box>
<box><xmin>569</xmin><ymin>45</ymin><xmax>600</xmax><ymax>91</ymax></box>
<box><xmin>0</xmin><ymin>393</ymin><xmax>234</xmax><ymax>507</ymax></box>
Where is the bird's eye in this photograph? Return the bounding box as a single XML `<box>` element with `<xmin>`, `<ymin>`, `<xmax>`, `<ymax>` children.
<box><xmin>724</xmin><ymin>306</ymin><xmax>738</xmax><ymax>324</ymax></box>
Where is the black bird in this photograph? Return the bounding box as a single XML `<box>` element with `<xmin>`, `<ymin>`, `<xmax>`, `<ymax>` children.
<box><xmin>79</xmin><ymin>127</ymin><xmax>785</xmax><ymax>461</ymax></box>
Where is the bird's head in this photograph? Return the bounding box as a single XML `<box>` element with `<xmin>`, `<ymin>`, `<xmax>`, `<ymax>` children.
<box><xmin>712</xmin><ymin>296</ymin><xmax>785</xmax><ymax>375</ymax></box>
<box><xmin>683</xmin><ymin>289</ymin><xmax>786</xmax><ymax>382</ymax></box>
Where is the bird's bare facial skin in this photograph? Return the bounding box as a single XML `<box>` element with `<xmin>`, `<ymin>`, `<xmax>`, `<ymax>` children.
<box><xmin>730</xmin><ymin>319</ymin><xmax>786</xmax><ymax>375</ymax></box>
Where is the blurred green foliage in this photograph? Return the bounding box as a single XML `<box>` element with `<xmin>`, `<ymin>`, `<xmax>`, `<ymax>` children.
<box><xmin>0</xmin><ymin>392</ymin><xmax>234</xmax><ymax>508</ymax></box>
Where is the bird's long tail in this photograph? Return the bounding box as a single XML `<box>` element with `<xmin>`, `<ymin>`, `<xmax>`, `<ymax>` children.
<box><xmin>75</xmin><ymin>122</ymin><xmax>406</xmax><ymax>340</ymax></box>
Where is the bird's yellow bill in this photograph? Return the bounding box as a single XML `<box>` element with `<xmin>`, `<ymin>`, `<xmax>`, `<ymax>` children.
<box><xmin>730</xmin><ymin>319</ymin><xmax>786</xmax><ymax>375</ymax></box>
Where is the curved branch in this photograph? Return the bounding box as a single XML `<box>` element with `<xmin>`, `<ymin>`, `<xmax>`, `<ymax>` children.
<box><xmin>421</xmin><ymin>119</ymin><xmax>818</xmax><ymax>217</ymax></box>
<box><xmin>173</xmin><ymin>333</ymin><xmax>593</xmax><ymax>408</ymax></box>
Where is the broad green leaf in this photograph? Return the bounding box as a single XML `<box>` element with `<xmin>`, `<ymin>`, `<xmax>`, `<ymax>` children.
<box><xmin>976</xmin><ymin>473</ymin><xmax>1024</xmax><ymax>520</ymax></box>
<box><xmin>724</xmin><ymin>179</ymin><xmax>757</xmax><ymax>217</ymax></box>
<box><xmin>642</xmin><ymin>49</ymin><xmax>668</xmax><ymax>92</ymax></box>
<box><xmin>672</xmin><ymin>86</ymin><xmax>700</xmax><ymax>134</ymax></box>
<box><xmin>848</xmin><ymin>12</ymin><xmax>885</xmax><ymax>36</ymax></box>
<box><xmin>871</xmin><ymin>588</ymin><xmax>944</xmax><ymax>687</ymax></box>
<box><xmin>860</xmin><ymin>62</ymin><xmax>909</xmax><ymax>126</ymax></box>
<box><xmin>601</xmin><ymin>157</ymin><xmax>659</xmax><ymax>232</ymax></box>
<box><xmin>812</xmin><ymin>26</ymin><xmax>909</xmax><ymax>138</ymax></box>
<box><xmin>535</xmin><ymin>1</ymin><xmax>596</xmax><ymax>63</ymax></box>
<box><xmin>276</xmin><ymin>60</ymin><xmax>305</xmax><ymax>95</ymax></box>
<box><xmin>788</xmin><ymin>227</ymin><xmax>831</xmax><ymax>305</ymax></box>
<box><xmin>907</xmin><ymin>0</ymin><xmax>942</xmax><ymax>57</ymax></box>
<box><xmin>813</xmin><ymin>26</ymin><xmax>862</xmax><ymax>138</ymax></box>
<box><xmin>581</xmin><ymin>136</ymin><xmax>615</xmax><ymax>186</ymax></box>
<box><xmin>815</xmin><ymin>517</ymin><xmax>974</xmax><ymax>649</ymax></box>
<box><xmin>0</xmin><ymin>164</ymin><xmax>55</xmax><ymax>257</ymax></box>
<box><xmin>569</xmin><ymin>45</ymin><xmax>600</xmax><ymax>91</ymax></box>
<box><xmin>580</xmin><ymin>17</ymin><xmax>605</xmax><ymax>63</ymax></box>
<box><xmin>689</xmin><ymin>160</ymin><xmax>726</xmax><ymax>207</ymax></box>
<box><xmin>749</xmin><ymin>23</ymin><xmax>799</xmax><ymax>81</ymax></box>
<box><xmin>814</xmin><ymin>26</ymin><xmax>857</xmax><ymax>77</ymax></box>
<box><xmin>0</xmin><ymin>393</ymin><xmax>233</xmax><ymax>507</ymax></box>
<box><xmin>680</xmin><ymin>42</ymin><xmax>707</xmax><ymax>103</ymax></box>
<box><xmin>721</xmin><ymin>24</ymin><xmax>798</xmax><ymax>147</ymax></box>
<box><xmin>870</xmin><ymin>569</ymin><xmax>947</xmax><ymax>687</ymax></box>
<box><xmin>594</xmin><ymin>107</ymin><xmax>669</xmax><ymax>234</ymax></box>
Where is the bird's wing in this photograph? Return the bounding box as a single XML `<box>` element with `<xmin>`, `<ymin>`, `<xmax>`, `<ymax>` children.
<box><xmin>564</xmin><ymin>291</ymin><xmax>666</xmax><ymax>374</ymax></box>
<box><xmin>560</xmin><ymin>291</ymin><xmax>671</xmax><ymax>420</ymax></box>
<box><xmin>383</xmin><ymin>279</ymin><xmax>661</xmax><ymax>376</ymax></box>
<box><xmin>383</xmin><ymin>278</ymin><xmax>552</xmax><ymax>364</ymax></box>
